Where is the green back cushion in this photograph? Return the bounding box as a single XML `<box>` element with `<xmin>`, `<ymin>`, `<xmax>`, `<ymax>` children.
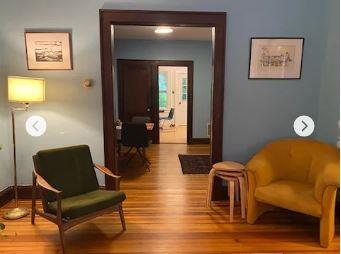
<box><xmin>36</xmin><ymin>145</ymin><xmax>99</xmax><ymax>202</ymax></box>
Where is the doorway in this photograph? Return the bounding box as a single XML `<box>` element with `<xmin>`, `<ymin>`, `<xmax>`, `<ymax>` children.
<box><xmin>159</xmin><ymin>66</ymin><xmax>188</xmax><ymax>143</ymax></box>
<box><xmin>117</xmin><ymin>59</ymin><xmax>194</xmax><ymax>144</ymax></box>
<box><xmin>100</xmin><ymin>10</ymin><xmax>226</xmax><ymax>200</ymax></box>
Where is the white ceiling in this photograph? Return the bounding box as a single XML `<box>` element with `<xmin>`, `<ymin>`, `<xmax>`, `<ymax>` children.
<box><xmin>114</xmin><ymin>25</ymin><xmax>212</xmax><ymax>41</ymax></box>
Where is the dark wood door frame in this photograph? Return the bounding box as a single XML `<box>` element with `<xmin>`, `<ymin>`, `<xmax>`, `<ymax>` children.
<box><xmin>100</xmin><ymin>10</ymin><xmax>226</xmax><ymax>200</ymax></box>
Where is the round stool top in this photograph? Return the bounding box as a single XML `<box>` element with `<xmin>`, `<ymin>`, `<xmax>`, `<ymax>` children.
<box><xmin>213</xmin><ymin>161</ymin><xmax>245</xmax><ymax>172</ymax></box>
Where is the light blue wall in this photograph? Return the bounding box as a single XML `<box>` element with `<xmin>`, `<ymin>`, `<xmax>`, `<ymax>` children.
<box><xmin>0</xmin><ymin>42</ymin><xmax>12</xmax><ymax>191</ymax></box>
<box><xmin>0</xmin><ymin>0</ymin><xmax>106</xmax><ymax>186</ymax></box>
<box><xmin>316</xmin><ymin>0</ymin><xmax>340</xmax><ymax>145</ymax></box>
<box><xmin>114</xmin><ymin>39</ymin><xmax>212</xmax><ymax>138</ymax></box>
<box><xmin>0</xmin><ymin>0</ymin><xmax>337</xmax><ymax>188</ymax></box>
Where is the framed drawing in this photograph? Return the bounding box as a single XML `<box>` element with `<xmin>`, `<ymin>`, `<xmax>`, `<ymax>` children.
<box><xmin>248</xmin><ymin>37</ymin><xmax>304</xmax><ymax>79</ymax></box>
<box><xmin>25</xmin><ymin>32</ymin><xmax>72</xmax><ymax>70</ymax></box>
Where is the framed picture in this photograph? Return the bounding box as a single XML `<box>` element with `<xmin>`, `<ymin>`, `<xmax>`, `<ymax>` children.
<box><xmin>248</xmin><ymin>37</ymin><xmax>304</xmax><ymax>79</ymax></box>
<box><xmin>25</xmin><ymin>32</ymin><xmax>72</xmax><ymax>70</ymax></box>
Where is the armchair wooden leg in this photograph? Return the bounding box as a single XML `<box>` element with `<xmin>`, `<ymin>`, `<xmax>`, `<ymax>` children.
<box><xmin>58</xmin><ymin>226</ymin><xmax>66</xmax><ymax>254</ymax></box>
<box><xmin>31</xmin><ymin>172</ymin><xmax>36</xmax><ymax>225</ymax></box>
<box><xmin>119</xmin><ymin>204</ymin><xmax>126</xmax><ymax>230</ymax></box>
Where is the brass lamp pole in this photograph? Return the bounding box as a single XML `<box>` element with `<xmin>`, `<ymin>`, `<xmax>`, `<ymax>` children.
<box><xmin>4</xmin><ymin>76</ymin><xmax>45</xmax><ymax>220</ymax></box>
<box><xmin>4</xmin><ymin>104</ymin><xmax>30</xmax><ymax>219</ymax></box>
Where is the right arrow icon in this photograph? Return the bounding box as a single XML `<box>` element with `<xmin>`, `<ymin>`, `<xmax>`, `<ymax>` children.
<box><xmin>294</xmin><ymin>115</ymin><xmax>315</xmax><ymax>137</ymax></box>
<box><xmin>301</xmin><ymin>120</ymin><xmax>308</xmax><ymax>132</ymax></box>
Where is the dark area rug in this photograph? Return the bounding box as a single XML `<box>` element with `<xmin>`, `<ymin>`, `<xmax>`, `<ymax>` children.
<box><xmin>178</xmin><ymin>154</ymin><xmax>211</xmax><ymax>174</ymax></box>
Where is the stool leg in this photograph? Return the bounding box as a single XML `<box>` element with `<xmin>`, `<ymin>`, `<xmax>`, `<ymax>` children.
<box><xmin>206</xmin><ymin>168</ymin><xmax>216</xmax><ymax>207</ymax></box>
<box><xmin>242</xmin><ymin>171</ymin><xmax>248</xmax><ymax>208</ymax></box>
<box><xmin>238</xmin><ymin>176</ymin><xmax>246</xmax><ymax>219</ymax></box>
<box><xmin>235</xmin><ymin>182</ymin><xmax>240</xmax><ymax>202</ymax></box>
<box><xmin>229</xmin><ymin>180</ymin><xmax>235</xmax><ymax>223</ymax></box>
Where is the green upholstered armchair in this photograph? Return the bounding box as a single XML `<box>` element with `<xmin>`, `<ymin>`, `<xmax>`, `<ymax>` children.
<box><xmin>31</xmin><ymin>145</ymin><xmax>126</xmax><ymax>254</ymax></box>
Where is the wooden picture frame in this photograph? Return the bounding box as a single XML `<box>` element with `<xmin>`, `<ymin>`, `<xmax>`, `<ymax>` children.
<box><xmin>25</xmin><ymin>32</ymin><xmax>73</xmax><ymax>70</ymax></box>
<box><xmin>248</xmin><ymin>37</ymin><xmax>304</xmax><ymax>79</ymax></box>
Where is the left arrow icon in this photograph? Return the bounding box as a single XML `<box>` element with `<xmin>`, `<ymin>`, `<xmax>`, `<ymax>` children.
<box><xmin>25</xmin><ymin>116</ymin><xmax>47</xmax><ymax>137</ymax></box>
<box><xmin>32</xmin><ymin>121</ymin><xmax>39</xmax><ymax>131</ymax></box>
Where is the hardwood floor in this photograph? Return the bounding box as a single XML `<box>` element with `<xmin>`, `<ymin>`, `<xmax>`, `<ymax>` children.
<box><xmin>160</xmin><ymin>125</ymin><xmax>187</xmax><ymax>144</ymax></box>
<box><xmin>0</xmin><ymin>144</ymin><xmax>339</xmax><ymax>253</ymax></box>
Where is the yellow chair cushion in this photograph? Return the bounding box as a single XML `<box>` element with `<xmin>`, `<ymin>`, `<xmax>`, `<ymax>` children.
<box><xmin>255</xmin><ymin>180</ymin><xmax>322</xmax><ymax>217</ymax></box>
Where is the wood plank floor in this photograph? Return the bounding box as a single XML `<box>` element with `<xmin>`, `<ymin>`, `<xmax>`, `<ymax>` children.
<box><xmin>0</xmin><ymin>144</ymin><xmax>339</xmax><ymax>253</ymax></box>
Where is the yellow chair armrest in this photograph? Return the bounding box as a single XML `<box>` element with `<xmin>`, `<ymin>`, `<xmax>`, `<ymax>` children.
<box><xmin>314</xmin><ymin>162</ymin><xmax>340</xmax><ymax>202</ymax></box>
<box><xmin>246</xmin><ymin>154</ymin><xmax>277</xmax><ymax>187</ymax></box>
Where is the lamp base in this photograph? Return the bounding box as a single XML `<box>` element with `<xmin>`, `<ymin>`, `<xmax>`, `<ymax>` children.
<box><xmin>3</xmin><ymin>207</ymin><xmax>29</xmax><ymax>220</ymax></box>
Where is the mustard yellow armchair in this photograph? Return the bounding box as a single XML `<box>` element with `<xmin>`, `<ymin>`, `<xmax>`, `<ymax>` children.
<box><xmin>246</xmin><ymin>138</ymin><xmax>339</xmax><ymax>247</ymax></box>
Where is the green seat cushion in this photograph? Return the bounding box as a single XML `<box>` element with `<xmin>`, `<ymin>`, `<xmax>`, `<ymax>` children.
<box><xmin>47</xmin><ymin>190</ymin><xmax>126</xmax><ymax>219</ymax></box>
<box><xmin>36</xmin><ymin>145</ymin><xmax>99</xmax><ymax>202</ymax></box>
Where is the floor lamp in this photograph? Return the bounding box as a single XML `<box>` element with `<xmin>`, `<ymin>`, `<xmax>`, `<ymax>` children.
<box><xmin>4</xmin><ymin>76</ymin><xmax>45</xmax><ymax>220</ymax></box>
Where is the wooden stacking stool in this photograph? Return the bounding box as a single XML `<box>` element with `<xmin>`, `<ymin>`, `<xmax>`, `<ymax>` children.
<box><xmin>207</xmin><ymin>161</ymin><xmax>247</xmax><ymax>222</ymax></box>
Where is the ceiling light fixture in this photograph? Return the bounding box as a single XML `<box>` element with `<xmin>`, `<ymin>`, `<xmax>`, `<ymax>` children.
<box><xmin>155</xmin><ymin>26</ymin><xmax>173</xmax><ymax>34</ymax></box>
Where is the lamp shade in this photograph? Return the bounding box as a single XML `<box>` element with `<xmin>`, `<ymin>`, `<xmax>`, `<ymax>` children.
<box><xmin>8</xmin><ymin>76</ymin><xmax>45</xmax><ymax>103</ymax></box>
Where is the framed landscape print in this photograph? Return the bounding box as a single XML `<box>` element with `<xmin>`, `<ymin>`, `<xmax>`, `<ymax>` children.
<box><xmin>248</xmin><ymin>37</ymin><xmax>304</xmax><ymax>79</ymax></box>
<box><xmin>25</xmin><ymin>32</ymin><xmax>72</xmax><ymax>70</ymax></box>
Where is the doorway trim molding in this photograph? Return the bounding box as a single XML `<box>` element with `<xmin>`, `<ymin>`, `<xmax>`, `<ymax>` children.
<box><xmin>99</xmin><ymin>10</ymin><xmax>226</xmax><ymax>197</ymax></box>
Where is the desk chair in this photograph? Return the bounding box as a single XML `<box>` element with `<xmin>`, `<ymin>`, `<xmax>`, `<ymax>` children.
<box><xmin>121</xmin><ymin>122</ymin><xmax>151</xmax><ymax>171</ymax></box>
<box><xmin>159</xmin><ymin>108</ymin><xmax>175</xmax><ymax>129</ymax></box>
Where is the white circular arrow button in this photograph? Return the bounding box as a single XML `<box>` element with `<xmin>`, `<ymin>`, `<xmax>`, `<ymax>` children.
<box><xmin>25</xmin><ymin>115</ymin><xmax>47</xmax><ymax>137</ymax></box>
<box><xmin>293</xmin><ymin>115</ymin><xmax>314</xmax><ymax>137</ymax></box>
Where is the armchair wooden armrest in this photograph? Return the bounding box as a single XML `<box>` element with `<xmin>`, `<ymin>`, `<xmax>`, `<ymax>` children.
<box><xmin>33</xmin><ymin>170</ymin><xmax>62</xmax><ymax>194</ymax></box>
<box><xmin>94</xmin><ymin>164</ymin><xmax>121</xmax><ymax>191</ymax></box>
<box><xmin>32</xmin><ymin>170</ymin><xmax>63</xmax><ymax>228</ymax></box>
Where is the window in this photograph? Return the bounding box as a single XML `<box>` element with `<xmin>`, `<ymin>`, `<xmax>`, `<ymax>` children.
<box><xmin>181</xmin><ymin>77</ymin><xmax>187</xmax><ymax>101</ymax></box>
<box><xmin>159</xmin><ymin>72</ymin><xmax>168</xmax><ymax>109</ymax></box>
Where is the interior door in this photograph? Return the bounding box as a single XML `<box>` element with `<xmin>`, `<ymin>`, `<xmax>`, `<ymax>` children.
<box><xmin>117</xmin><ymin>59</ymin><xmax>157</xmax><ymax>142</ymax></box>
<box><xmin>174</xmin><ymin>71</ymin><xmax>188</xmax><ymax>126</ymax></box>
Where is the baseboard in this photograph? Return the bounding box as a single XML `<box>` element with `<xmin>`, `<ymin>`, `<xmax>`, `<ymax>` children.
<box><xmin>0</xmin><ymin>186</ymin><xmax>39</xmax><ymax>207</ymax></box>
<box><xmin>188</xmin><ymin>138</ymin><xmax>210</xmax><ymax>144</ymax></box>
<box><xmin>18</xmin><ymin>185</ymin><xmax>39</xmax><ymax>199</ymax></box>
<box><xmin>0</xmin><ymin>186</ymin><xmax>14</xmax><ymax>207</ymax></box>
